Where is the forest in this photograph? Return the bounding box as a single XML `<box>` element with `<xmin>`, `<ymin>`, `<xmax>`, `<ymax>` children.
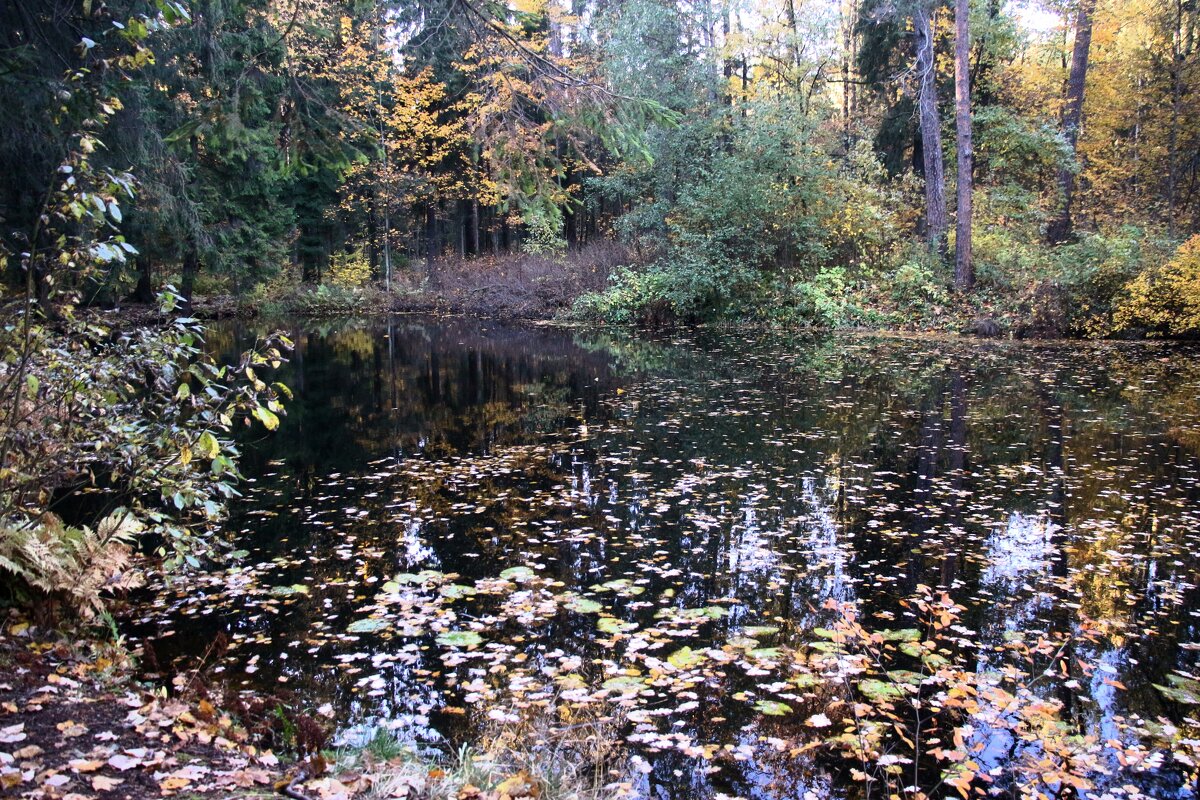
<box><xmin>2</xmin><ymin>0</ymin><xmax>1199</xmax><ymax>333</ymax></box>
<box><xmin>4</xmin><ymin>1</ymin><xmax>1200</xmax><ymax>800</ymax></box>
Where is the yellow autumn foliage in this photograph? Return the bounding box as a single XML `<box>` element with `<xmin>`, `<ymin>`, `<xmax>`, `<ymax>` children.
<box><xmin>1113</xmin><ymin>235</ymin><xmax>1200</xmax><ymax>337</ymax></box>
<box><xmin>328</xmin><ymin>248</ymin><xmax>372</xmax><ymax>289</ymax></box>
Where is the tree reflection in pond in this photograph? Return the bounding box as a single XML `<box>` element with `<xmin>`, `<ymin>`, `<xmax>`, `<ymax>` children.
<box><xmin>131</xmin><ymin>317</ymin><xmax>1200</xmax><ymax>799</ymax></box>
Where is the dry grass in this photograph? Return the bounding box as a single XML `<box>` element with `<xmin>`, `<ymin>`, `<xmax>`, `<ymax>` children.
<box><xmin>394</xmin><ymin>241</ymin><xmax>629</xmax><ymax>319</ymax></box>
<box><xmin>341</xmin><ymin>700</ymin><xmax>633</xmax><ymax>800</ymax></box>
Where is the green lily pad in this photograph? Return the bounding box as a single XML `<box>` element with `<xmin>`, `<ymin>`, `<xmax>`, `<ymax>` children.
<box><xmin>500</xmin><ymin>566</ymin><xmax>536</xmax><ymax>582</ymax></box>
<box><xmin>390</xmin><ymin>570</ymin><xmax>444</xmax><ymax>586</ymax></box>
<box><xmin>602</xmin><ymin>676</ymin><xmax>647</xmax><ymax>692</ymax></box>
<box><xmin>589</xmin><ymin>579</ymin><xmax>646</xmax><ymax>596</ymax></box>
<box><xmin>436</xmin><ymin>631</ymin><xmax>483</xmax><ymax>648</ymax></box>
<box><xmin>270</xmin><ymin>584</ymin><xmax>309</xmax><ymax>597</ymax></box>
<box><xmin>880</xmin><ymin>628</ymin><xmax>922</xmax><ymax>642</ymax></box>
<box><xmin>1155</xmin><ymin>674</ymin><xmax>1200</xmax><ymax>704</ymax></box>
<box><xmin>346</xmin><ymin>618</ymin><xmax>389</xmax><ymax>634</ymax></box>
<box><xmin>887</xmin><ymin>669</ymin><xmax>925</xmax><ymax>686</ymax></box>
<box><xmin>753</xmin><ymin>700</ymin><xmax>792</xmax><ymax>716</ymax></box>
<box><xmin>727</xmin><ymin>636</ymin><xmax>760</xmax><ymax>649</ymax></box>
<box><xmin>439</xmin><ymin>584</ymin><xmax>478</xmax><ymax>600</ymax></box>
<box><xmin>859</xmin><ymin>678</ymin><xmax>907</xmax><ymax>702</ymax></box>
<box><xmin>597</xmin><ymin>617</ymin><xmax>637</xmax><ymax>635</ymax></box>
<box><xmin>743</xmin><ymin>625</ymin><xmax>780</xmax><ymax>637</ymax></box>
<box><xmin>748</xmin><ymin>647</ymin><xmax>782</xmax><ymax>661</ymax></box>
<box><xmin>655</xmin><ymin>605</ymin><xmax>728</xmax><ymax>622</ymax></box>
<box><xmin>566</xmin><ymin>595</ymin><xmax>603</xmax><ymax>614</ymax></box>
<box><xmin>667</xmin><ymin>646</ymin><xmax>706</xmax><ymax>669</ymax></box>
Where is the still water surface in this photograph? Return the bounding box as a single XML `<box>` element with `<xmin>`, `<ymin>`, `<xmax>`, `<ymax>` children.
<box><xmin>130</xmin><ymin>315</ymin><xmax>1200</xmax><ymax>799</ymax></box>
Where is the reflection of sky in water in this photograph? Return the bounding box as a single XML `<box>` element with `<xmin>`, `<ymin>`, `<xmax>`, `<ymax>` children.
<box><xmin>134</xmin><ymin>318</ymin><xmax>1200</xmax><ymax>800</ymax></box>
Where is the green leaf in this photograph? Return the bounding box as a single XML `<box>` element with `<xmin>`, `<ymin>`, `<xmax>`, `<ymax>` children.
<box><xmin>253</xmin><ymin>406</ymin><xmax>280</xmax><ymax>431</ymax></box>
<box><xmin>597</xmin><ymin>617</ymin><xmax>636</xmax><ymax>635</ymax></box>
<box><xmin>886</xmin><ymin>669</ymin><xmax>925</xmax><ymax>686</ymax></box>
<box><xmin>880</xmin><ymin>628</ymin><xmax>922</xmax><ymax>642</ymax></box>
<box><xmin>753</xmin><ymin>700</ymin><xmax>792</xmax><ymax>716</ymax></box>
<box><xmin>858</xmin><ymin>679</ymin><xmax>907</xmax><ymax>702</ymax></box>
<box><xmin>1155</xmin><ymin>674</ymin><xmax>1200</xmax><ymax>705</ymax></box>
<box><xmin>196</xmin><ymin>431</ymin><xmax>219</xmax><ymax>459</ymax></box>
<box><xmin>439</xmin><ymin>583</ymin><xmax>478</xmax><ymax>600</ymax></box>
<box><xmin>748</xmin><ymin>647</ymin><xmax>782</xmax><ymax>661</ymax></box>
<box><xmin>436</xmin><ymin>631</ymin><xmax>483</xmax><ymax>648</ymax></box>
<box><xmin>347</xmin><ymin>618</ymin><xmax>390</xmax><ymax>634</ymax></box>
<box><xmin>566</xmin><ymin>595</ymin><xmax>603</xmax><ymax>614</ymax></box>
<box><xmin>668</xmin><ymin>646</ymin><xmax>705</xmax><ymax>669</ymax></box>
<box><xmin>743</xmin><ymin>625</ymin><xmax>779</xmax><ymax>637</ymax></box>
<box><xmin>500</xmin><ymin>566</ymin><xmax>536</xmax><ymax>582</ymax></box>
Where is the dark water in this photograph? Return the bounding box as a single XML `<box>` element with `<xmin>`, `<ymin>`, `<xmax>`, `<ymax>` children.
<box><xmin>129</xmin><ymin>315</ymin><xmax>1200</xmax><ymax>799</ymax></box>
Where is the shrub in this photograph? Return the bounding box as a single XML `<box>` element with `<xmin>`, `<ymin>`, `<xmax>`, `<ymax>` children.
<box><xmin>328</xmin><ymin>248</ymin><xmax>373</xmax><ymax>289</ymax></box>
<box><xmin>521</xmin><ymin>205</ymin><xmax>568</xmax><ymax>257</ymax></box>
<box><xmin>1052</xmin><ymin>226</ymin><xmax>1175</xmax><ymax>336</ymax></box>
<box><xmin>1112</xmin><ymin>234</ymin><xmax>1200</xmax><ymax>337</ymax></box>
<box><xmin>573</xmin><ymin>265</ymin><xmax>679</xmax><ymax>325</ymax></box>
<box><xmin>888</xmin><ymin>256</ymin><xmax>949</xmax><ymax>311</ymax></box>
<box><xmin>0</xmin><ymin>293</ymin><xmax>291</xmax><ymax>617</ymax></box>
<box><xmin>0</xmin><ymin>512</ymin><xmax>143</xmax><ymax>619</ymax></box>
<box><xmin>783</xmin><ymin>267</ymin><xmax>853</xmax><ymax>328</ymax></box>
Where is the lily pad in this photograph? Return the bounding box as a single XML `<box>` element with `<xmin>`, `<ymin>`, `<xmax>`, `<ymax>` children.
<box><xmin>597</xmin><ymin>617</ymin><xmax>637</xmax><ymax>635</ymax></box>
<box><xmin>880</xmin><ymin>628</ymin><xmax>921</xmax><ymax>642</ymax></box>
<box><xmin>602</xmin><ymin>676</ymin><xmax>647</xmax><ymax>692</ymax></box>
<box><xmin>667</xmin><ymin>646</ymin><xmax>706</xmax><ymax>669</ymax></box>
<box><xmin>346</xmin><ymin>618</ymin><xmax>389</xmax><ymax>634</ymax></box>
<box><xmin>270</xmin><ymin>584</ymin><xmax>309</xmax><ymax>597</ymax></box>
<box><xmin>886</xmin><ymin>669</ymin><xmax>925</xmax><ymax>686</ymax></box>
<box><xmin>1155</xmin><ymin>674</ymin><xmax>1200</xmax><ymax>705</ymax></box>
<box><xmin>753</xmin><ymin>700</ymin><xmax>792</xmax><ymax>716</ymax></box>
<box><xmin>859</xmin><ymin>678</ymin><xmax>907</xmax><ymax>702</ymax></box>
<box><xmin>589</xmin><ymin>579</ymin><xmax>646</xmax><ymax>596</ymax></box>
<box><xmin>436</xmin><ymin>630</ymin><xmax>483</xmax><ymax>647</ymax></box>
<box><xmin>748</xmin><ymin>647</ymin><xmax>782</xmax><ymax>662</ymax></box>
<box><xmin>439</xmin><ymin>584</ymin><xmax>478</xmax><ymax>600</ymax></box>
<box><xmin>743</xmin><ymin>625</ymin><xmax>780</xmax><ymax>637</ymax></box>
<box><xmin>389</xmin><ymin>570</ymin><xmax>444</xmax><ymax>587</ymax></box>
<box><xmin>500</xmin><ymin>566</ymin><xmax>536</xmax><ymax>582</ymax></box>
<box><xmin>727</xmin><ymin>636</ymin><xmax>760</xmax><ymax>649</ymax></box>
<box><xmin>566</xmin><ymin>596</ymin><xmax>603</xmax><ymax>614</ymax></box>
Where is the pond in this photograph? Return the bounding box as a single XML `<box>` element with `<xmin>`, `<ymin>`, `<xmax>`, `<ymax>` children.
<box><xmin>127</xmin><ymin>315</ymin><xmax>1200</xmax><ymax>799</ymax></box>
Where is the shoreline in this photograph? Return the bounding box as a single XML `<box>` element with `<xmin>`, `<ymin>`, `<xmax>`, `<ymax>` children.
<box><xmin>102</xmin><ymin>293</ymin><xmax>1200</xmax><ymax>345</ymax></box>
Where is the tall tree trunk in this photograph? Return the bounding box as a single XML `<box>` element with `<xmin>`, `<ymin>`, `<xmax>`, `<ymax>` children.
<box><xmin>1167</xmin><ymin>0</ymin><xmax>1184</xmax><ymax>237</ymax></box>
<box><xmin>915</xmin><ymin>2</ymin><xmax>948</xmax><ymax>255</ymax></box>
<box><xmin>1046</xmin><ymin>0</ymin><xmax>1096</xmax><ymax>244</ymax></box>
<box><xmin>134</xmin><ymin>260</ymin><xmax>154</xmax><ymax>303</ymax></box>
<box><xmin>425</xmin><ymin>205</ymin><xmax>437</xmax><ymax>283</ymax></box>
<box><xmin>953</xmin><ymin>0</ymin><xmax>974</xmax><ymax>290</ymax></box>
<box><xmin>180</xmin><ymin>245</ymin><xmax>198</xmax><ymax>310</ymax></box>
<box><xmin>469</xmin><ymin>199</ymin><xmax>480</xmax><ymax>256</ymax></box>
<box><xmin>841</xmin><ymin>0</ymin><xmax>858</xmax><ymax>153</ymax></box>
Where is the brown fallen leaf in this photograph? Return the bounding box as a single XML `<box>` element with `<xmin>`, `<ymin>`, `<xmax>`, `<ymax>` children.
<box><xmin>68</xmin><ymin>759</ymin><xmax>105</xmax><ymax>773</ymax></box>
<box><xmin>92</xmin><ymin>775</ymin><xmax>124</xmax><ymax>791</ymax></box>
<box><xmin>56</xmin><ymin>720</ymin><xmax>88</xmax><ymax>738</ymax></box>
<box><xmin>228</xmin><ymin>767</ymin><xmax>271</xmax><ymax>787</ymax></box>
<box><xmin>107</xmin><ymin>753</ymin><xmax>142</xmax><ymax>771</ymax></box>
<box><xmin>0</xmin><ymin>722</ymin><xmax>26</xmax><ymax>743</ymax></box>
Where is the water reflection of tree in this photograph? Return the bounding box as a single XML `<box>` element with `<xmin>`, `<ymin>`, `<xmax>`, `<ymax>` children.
<box><xmin>156</xmin><ymin>321</ymin><xmax>1200</xmax><ymax>799</ymax></box>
